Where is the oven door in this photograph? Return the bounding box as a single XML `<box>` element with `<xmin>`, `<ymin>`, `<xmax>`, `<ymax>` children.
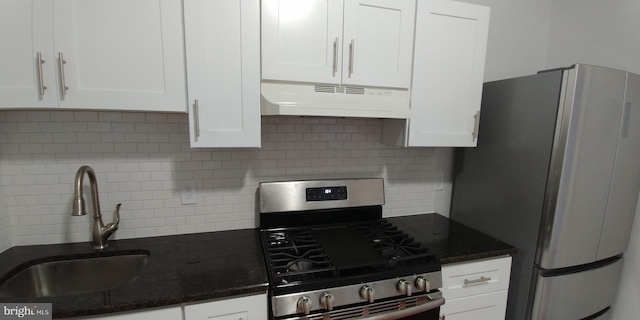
<box><xmin>276</xmin><ymin>292</ymin><xmax>444</xmax><ymax>320</ymax></box>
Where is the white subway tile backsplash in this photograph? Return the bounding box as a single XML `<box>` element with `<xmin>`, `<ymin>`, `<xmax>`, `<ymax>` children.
<box><xmin>0</xmin><ymin>110</ymin><xmax>442</xmax><ymax>252</ymax></box>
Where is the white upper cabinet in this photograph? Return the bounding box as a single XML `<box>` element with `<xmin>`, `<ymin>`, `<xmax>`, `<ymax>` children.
<box><xmin>0</xmin><ymin>0</ymin><xmax>57</xmax><ymax>107</ymax></box>
<box><xmin>383</xmin><ymin>0</ymin><xmax>490</xmax><ymax>147</ymax></box>
<box><xmin>1</xmin><ymin>0</ymin><xmax>187</xmax><ymax>112</ymax></box>
<box><xmin>341</xmin><ymin>0</ymin><xmax>416</xmax><ymax>88</ymax></box>
<box><xmin>261</xmin><ymin>0</ymin><xmax>415</xmax><ymax>89</ymax></box>
<box><xmin>184</xmin><ymin>0</ymin><xmax>261</xmax><ymax>147</ymax></box>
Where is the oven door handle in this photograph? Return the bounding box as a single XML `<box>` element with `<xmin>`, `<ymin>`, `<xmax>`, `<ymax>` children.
<box><xmin>360</xmin><ymin>296</ymin><xmax>445</xmax><ymax>320</ymax></box>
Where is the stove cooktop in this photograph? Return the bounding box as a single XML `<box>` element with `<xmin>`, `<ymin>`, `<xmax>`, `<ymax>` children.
<box><xmin>261</xmin><ymin>219</ymin><xmax>439</xmax><ymax>294</ymax></box>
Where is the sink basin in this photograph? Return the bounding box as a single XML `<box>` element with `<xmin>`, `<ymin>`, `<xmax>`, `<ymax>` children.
<box><xmin>0</xmin><ymin>250</ymin><xmax>150</xmax><ymax>298</ymax></box>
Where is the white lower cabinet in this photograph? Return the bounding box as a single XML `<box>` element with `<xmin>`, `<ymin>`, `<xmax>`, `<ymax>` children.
<box><xmin>440</xmin><ymin>256</ymin><xmax>511</xmax><ymax>320</ymax></box>
<box><xmin>440</xmin><ymin>290</ymin><xmax>508</xmax><ymax>320</ymax></box>
<box><xmin>67</xmin><ymin>293</ymin><xmax>268</xmax><ymax>320</ymax></box>
<box><xmin>69</xmin><ymin>306</ymin><xmax>182</xmax><ymax>320</ymax></box>
<box><xmin>183</xmin><ymin>293</ymin><xmax>268</xmax><ymax>320</ymax></box>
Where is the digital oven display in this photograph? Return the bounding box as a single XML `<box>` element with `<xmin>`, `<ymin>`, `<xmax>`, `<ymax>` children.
<box><xmin>305</xmin><ymin>186</ymin><xmax>347</xmax><ymax>201</ymax></box>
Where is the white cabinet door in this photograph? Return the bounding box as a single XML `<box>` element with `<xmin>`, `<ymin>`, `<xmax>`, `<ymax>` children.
<box><xmin>69</xmin><ymin>306</ymin><xmax>182</xmax><ymax>320</ymax></box>
<box><xmin>440</xmin><ymin>257</ymin><xmax>511</xmax><ymax>320</ymax></box>
<box><xmin>405</xmin><ymin>0</ymin><xmax>489</xmax><ymax>146</ymax></box>
<box><xmin>341</xmin><ymin>0</ymin><xmax>415</xmax><ymax>88</ymax></box>
<box><xmin>261</xmin><ymin>0</ymin><xmax>343</xmax><ymax>85</ymax></box>
<box><xmin>184</xmin><ymin>0</ymin><xmax>261</xmax><ymax>148</ymax></box>
<box><xmin>184</xmin><ymin>293</ymin><xmax>268</xmax><ymax>320</ymax></box>
<box><xmin>440</xmin><ymin>290</ymin><xmax>508</xmax><ymax>320</ymax></box>
<box><xmin>261</xmin><ymin>0</ymin><xmax>414</xmax><ymax>89</ymax></box>
<box><xmin>0</xmin><ymin>0</ymin><xmax>58</xmax><ymax>108</ymax></box>
<box><xmin>51</xmin><ymin>0</ymin><xmax>186</xmax><ymax>112</ymax></box>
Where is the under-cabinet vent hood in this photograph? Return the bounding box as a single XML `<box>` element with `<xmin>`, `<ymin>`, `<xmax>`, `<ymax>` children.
<box><xmin>261</xmin><ymin>82</ymin><xmax>410</xmax><ymax>119</ymax></box>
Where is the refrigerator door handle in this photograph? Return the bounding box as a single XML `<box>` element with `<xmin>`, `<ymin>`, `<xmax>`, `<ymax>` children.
<box><xmin>622</xmin><ymin>102</ymin><xmax>632</xmax><ymax>137</ymax></box>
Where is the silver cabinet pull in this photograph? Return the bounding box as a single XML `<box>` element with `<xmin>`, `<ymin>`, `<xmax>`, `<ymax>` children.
<box><xmin>193</xmin><ymin>99</ymin><xmax>200</xmax><ymax>141</ymax></box>
<box><xmin>622</xmin><ymin>102</ymin><xmax>632</xmax><ymax>138</ymax></box>
<box><xmin>57</xmin><ymin>52</ymin><xmax>68</xmax><ymax>96</ymax></box>
<box><xmin>36</xmin><ymin>52</ymin><xmax>47</xmax><ymax>96</ymax></box>
<box><xmin>332</xmin><ymin>38</ymin><xmax>339</xmax><ymax>77</ymax></box>
<box><xmin>463</xmin><ymin>276</ymin><xmax>491</xmax><ymax>286</ymax></box>
<box><xmin>472</xmin><ymin>110</ymin><xmax>481</xmax><ymax>141</ymax></box>
<box><xmin>348</xmin><ymin>39</ymin><xmax>355</xmax><ymax>77</ymax></box>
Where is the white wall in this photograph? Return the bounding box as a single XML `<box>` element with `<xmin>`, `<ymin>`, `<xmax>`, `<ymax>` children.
<box><xmin>546</xmin><ymin>0</ymin><xmax>640</xmax><ymax>75</ymax></box>
<box><xmin>0</xmin><ymin>111</ymin><xmax>442</xmax><ymax>252</ymax></box>
<box><xmin>458</xmin><ymin>0</ymin><xmax>553</xmax><ymax>81</ymax></box>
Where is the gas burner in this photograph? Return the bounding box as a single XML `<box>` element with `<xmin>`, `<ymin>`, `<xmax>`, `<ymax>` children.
<box><xmin>352</xmin><ymin>220</ymin><xmax>437</xmax><ymax>268</ymax></box>
<box><xmin>262</xmin><ymin>229</ymin><xmax>335</xmax><ymax>284</ymax></box>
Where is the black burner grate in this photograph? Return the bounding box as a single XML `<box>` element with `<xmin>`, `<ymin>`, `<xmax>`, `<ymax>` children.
<box><xmin>262</xmin><ymin>229</ymin><xmax>336</xmax><ymax>285</ymax></box>
<box><xmin>351</xmin><ymin>220</ymin><xmax>437</xmax><ymax>268</ymax></box>
<box><xmin>262</xmin><ymin>220</ymin><xmax>438</xmax><ymax>289</ymax></box>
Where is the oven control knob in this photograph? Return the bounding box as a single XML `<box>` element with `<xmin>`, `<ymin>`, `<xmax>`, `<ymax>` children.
<box><xmin>297</xmin><ymin>296</ymin><xmax>312</xmax><ymax>315</ymax></box>
<box><xmin>415</xmin><ymin>276</ymin><xmax>431</xmax><ymax>292</ymax></box>
<box><xmin>397</xmin><ymin>279</ymin><xmax>412</xmax><ymax>296</ymax></box>
<box><xmin>320</xmin><ymin>292</ymin><xmax>336</xmax><ymax>311</ymax></box>
<box><xmin>360</xmin><ymin>285</ymin><xmax>375</xmax><ymax>303</ymax></box>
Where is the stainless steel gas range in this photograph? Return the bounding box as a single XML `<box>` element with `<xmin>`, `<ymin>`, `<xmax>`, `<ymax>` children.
<box><xmin>258</xmin><ymin>179</ymin><xmax>444</xmax><ymax>320</ymax></box>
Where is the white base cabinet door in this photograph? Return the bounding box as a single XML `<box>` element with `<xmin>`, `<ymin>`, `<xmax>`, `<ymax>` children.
<box><xmin>440</xmin><ymin>290</ymin><xmax>508</xmax><ymax>320</ymax></box>
<box><xmin>383</xmin><ymin>0</ymin><xmax>489</xmax><ymax>147</ymax></box>
<box><xmin>184</xmin><ymin>0</ymin><xmax>261</xmax><ymax>148</ymax></box>
<box><xmin>68</xmin><ymin>306</ymin><xmax>182</xmax><ymax>320</ymax></box>
<box><xmin>184</xmin><ymin>293</ymin><xmax>268</xmax><ymax>320</ymax></box>
<box><xmin>440</xmin><ymin>256</ymin><xmax>511</xmax><ymax>320</ymax></box>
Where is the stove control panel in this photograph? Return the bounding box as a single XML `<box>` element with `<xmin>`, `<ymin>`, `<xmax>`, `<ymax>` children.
<box><xmin>272</xmin><ymin>271</ymin><xmax>443</xmax><ymax>317</ymax></box>
<box><xmin>306</xmin><ymin>186</ymin><xmax>347</xmax><ymax>201</ymax></box>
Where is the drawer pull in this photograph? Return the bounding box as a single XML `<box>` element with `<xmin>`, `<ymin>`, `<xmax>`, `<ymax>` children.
<box><xmin>463</xmin><ymin>276</ymin><xmax>491</xmax><ymax>286</ymax></box>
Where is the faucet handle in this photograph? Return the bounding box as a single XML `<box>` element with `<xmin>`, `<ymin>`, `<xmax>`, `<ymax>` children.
<box><xmin>109</xmin><ymin>203</ymin><xmax>121</xmax><ymax>228</ymax></box>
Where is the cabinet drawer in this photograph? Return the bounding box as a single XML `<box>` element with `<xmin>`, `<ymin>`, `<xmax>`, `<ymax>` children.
<box><xmin>441</xmin><ymin>256</ymin><xmax>511</xmax><ymax>299</ymax></box>
<box><xmin>440</xmin><ymin>290</ymin><xmax>508</xmax><ymax>320</ymax></box>
<box><xmin>183</xmin><ymin>293</ymin><xmax>267</xmax><ymax>320</ymax></box>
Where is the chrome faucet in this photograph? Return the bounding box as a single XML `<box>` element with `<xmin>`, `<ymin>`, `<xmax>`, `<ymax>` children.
<box><xmin>72</xmin><ymin>165</ymin><xmax>121</xmax><ymax>250</ymax></box>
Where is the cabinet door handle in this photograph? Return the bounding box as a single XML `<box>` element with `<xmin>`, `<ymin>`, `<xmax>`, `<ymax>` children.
<box><xmin>332</xmin><ymin>37</ymin><xmax>339</xmax><ymax>77</ymax></box>
<box><xmin>57</xmin><ymin>52</ymin><xmax>69</xmax><ymax>96</ymax></box>
<box><xmin>193</xmin><ymin>99</ymin><xmax>200</xmax><ymax>141</ymax></box>
<box><xmin>36</xmin><ymin>52</ymin><xmax>47</xmax><ymax>96</ymax></box>
<box><xmin>472</xmin><ymin>110</ymin><xmax>481</xmax><ymax>141</ymax></box>
<box><xmin>348</xmin><ymin>39</ymin><xmax>355</xmax><ymax>77</ymax></box>
<box><xmin>464</xmin><ymin>276</ymin><xmax>491</xmax><ymax>286</ymax></box>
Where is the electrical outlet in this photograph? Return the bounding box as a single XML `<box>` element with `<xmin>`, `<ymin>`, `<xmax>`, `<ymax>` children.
<box><xmin>435</xmin><ymin>173</ymin><xmax>444</xmax><ymax>191</ymax></box>
<box><xmin>181</xmin><ymin>181</ymin><xmax>197</xmax><ymax>205</ymax></box>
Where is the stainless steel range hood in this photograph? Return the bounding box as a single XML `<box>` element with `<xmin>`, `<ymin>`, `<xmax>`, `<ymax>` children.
<box><xmin>260</xmin><ymin>81</ymin><xmax>411</xmax><ymax>119</ymax></box>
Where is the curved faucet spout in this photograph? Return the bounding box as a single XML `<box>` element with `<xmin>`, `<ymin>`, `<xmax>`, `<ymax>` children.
<box><xmin>72</xmin><ymin>165</ymin><xmax>121</xmax><ymax>249</ymax></box>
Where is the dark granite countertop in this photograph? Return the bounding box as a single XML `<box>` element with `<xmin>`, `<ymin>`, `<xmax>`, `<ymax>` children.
<box><xmin>387</xmin><ymin>213</ymin><xmax>517</xmax><ymax>264</ymax></box>
<box><xmin>0</xmin><ymin>229</ymin><xmax>269</xmax><ymax>319</ymax></box>
<box><xmin>0</xmin><ymin>213</ymin><xmax>514</xmax><ymax>319</ymax></box>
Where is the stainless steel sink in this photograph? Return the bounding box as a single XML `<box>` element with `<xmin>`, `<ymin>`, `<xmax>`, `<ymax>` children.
<box><xmin>0</xmin><ymin>251</ymin><xmax>150</xmax><ymax>298</ymax></box>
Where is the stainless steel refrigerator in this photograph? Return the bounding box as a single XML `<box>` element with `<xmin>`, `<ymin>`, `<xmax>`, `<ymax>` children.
<box><xmin>450</xmin><ymin>64</ymin><xmax>640</xmax><ymax>320</ymax></box>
